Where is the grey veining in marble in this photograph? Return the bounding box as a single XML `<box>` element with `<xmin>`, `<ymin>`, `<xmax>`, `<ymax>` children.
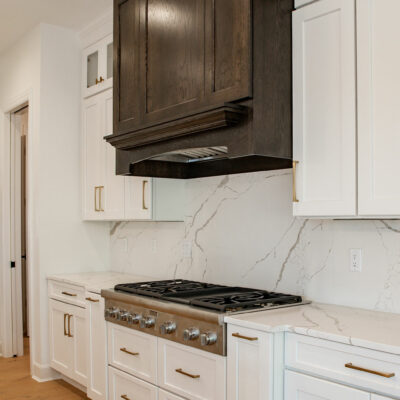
<box><xmin>110</xmin><ymin>170</ymin><xmax>400</xmax><ymax>314</ymax></box>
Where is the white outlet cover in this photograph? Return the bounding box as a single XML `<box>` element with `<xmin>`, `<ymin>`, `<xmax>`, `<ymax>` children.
<box><xmin>350</xmin><ymin>249</ymin><xmax>362</xmax><ymax>272</ymax></box>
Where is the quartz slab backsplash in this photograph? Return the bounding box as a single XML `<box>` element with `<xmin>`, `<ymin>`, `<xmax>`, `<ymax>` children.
<box><xmin>110</xmin><ymin>170</ymin><xmax>400</xmax><ymax>314</ymax></box>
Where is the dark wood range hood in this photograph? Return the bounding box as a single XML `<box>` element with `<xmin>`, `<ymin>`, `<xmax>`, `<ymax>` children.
<box><xmin>106</xmin><ymin>0</ymin><xmax>294</xmax><ymax>179</ymax></box>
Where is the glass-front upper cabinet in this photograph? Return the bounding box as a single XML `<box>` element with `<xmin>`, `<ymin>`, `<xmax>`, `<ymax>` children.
<box><xmin>82</xmin><ymin>34</ymin><xmax>113</xmax><ymax>98</ymax></box>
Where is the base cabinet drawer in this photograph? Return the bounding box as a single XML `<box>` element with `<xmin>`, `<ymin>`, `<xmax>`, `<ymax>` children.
<box><xmin>285</xmin><ymin>333</ymin><xmax>400</xmax><ymax>398</ymax></box>
<box><xmin>108</xmin><ymin>323</ymin><xmax>157</xmax><ymax>384</ymax></box>
<box><xmin>158</xmin><ymin>389</ymin><xmax>186</xmax><ymax>400</ymax></box>
<box><xmin>158</xmin><ymin>339</ymin><xmax>226</xmax><ymax>400</ymax></box>
<box><xmin>285</xmin><ymin>370</ymin><xmax>370</xmax><ymax>400</ymax></box>
<box><xmin>48</xmin><ymin>280</ymin><xmax>86</xmax><ymax>307</ymax></box>
<box><xmin>108</xmin><ymin>366</ymin><xmax>157</xmax><ymax>400</ymax></box>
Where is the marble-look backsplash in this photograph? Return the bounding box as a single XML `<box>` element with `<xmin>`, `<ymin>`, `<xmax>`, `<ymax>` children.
<box><xmin>110</xmin><ymin>170</ymin><xmax>400</xmax><ymax>314</ymax></box>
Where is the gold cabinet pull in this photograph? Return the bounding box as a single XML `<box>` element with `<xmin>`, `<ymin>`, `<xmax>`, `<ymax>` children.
<box><xmin>232</xmin><ymin>332</ymin><xmax>258</xmax><ymax>341</ymax></box>
<box><xmin>61</xmin><ymin>291</ymin><xmax>77</xmax><ymax>297</ymax></box>
<box><xmin>94</xmin><ymin>186</ymin><xmax>99</xmax><ymax>212</ymax></box>
<box><xmin>67</xmin><ymin>314</ymin><xmax>73</xmax><ymax>338</ymax></box>
<box><xmin>95</xmin><ymin>76</ymin><xmax>105</xmax><ymax>85</ymax></box>
<box><xmin>121</xmin><ymin>395</ymin><xmax>130</xmax><ymax>400</ymax></box>
<box><xmin>63</xmin><ymin>313</ymin><xmax>68</xmax><ymax>336</ymax></box>
<box><xmin>99</xmin><ymin>186</ymin><xmax>104</xmax><ymax>212</ymax></box>
<box><xmin>120</xmin><ymin>347</ymin><xmax>139</xmax><ymax>356</ymax></box>
<box><xmin>86</xmin><ymin>297</ymin><xmax>100</xmax><ymax>303</ymax></box>
<box><xmin>175</xmin><ymin>368</ymin><xmax>200</xmax><ymax>379</ymax></box>
<box><xmin>345</xmin><ymin>363</ymin><xmax>395</xmax><ymax>378</ymax></box>
<box><xmin>142</xmin><ymin>180</ymin><xmax>149</xmax><ymax>210</ymax></box>
<box><xmin>292</xmin><ymin>160</ymin><xmax>299</xmax><ymax>203</ymax></box>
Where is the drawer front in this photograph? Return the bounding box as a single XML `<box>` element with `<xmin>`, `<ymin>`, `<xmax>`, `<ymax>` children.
<box><xmin>286</xmin><ymin>333</ymin><xmax>400</xmax><ymax>398</ymax></box>
<box><xmin>108</xmin><ymin>366</ymin><xmax>157</xmax><ymax>400</ymax></box>
<box><xmin>108</xmin><ymin>323</ymin><xmax>157</xmax><ymax>384</ymax></box>
<box><xmin>158</xmin><ymin>339</ymin><xmax>226</xmax><ymax>400</ymax></box>
<box><xmin>285</xmin><ymin>370</ymin><xmax>370</xmax><ymax>400</ymax></box>
<box><xmin>159</xmin><ymin>389</ymin><xmax>186</xmax><ymax>400</ymax></box>
<box><xmin>48</xmin><ymin>280</ymin><xmax>86</xmax><ymax>307</ymax></box>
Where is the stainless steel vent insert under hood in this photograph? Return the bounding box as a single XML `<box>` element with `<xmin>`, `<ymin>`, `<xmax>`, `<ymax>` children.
<box><xmin>151</xmin><ymin>146</ymin><xmax>228</xmax><ymax>164</ymax></box>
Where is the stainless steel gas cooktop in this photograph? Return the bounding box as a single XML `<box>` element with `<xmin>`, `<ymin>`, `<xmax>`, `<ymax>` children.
<box><xmin>102</xmin><ymin>279</ymin><xmax>308</xmax><ymax>356</ymax></box>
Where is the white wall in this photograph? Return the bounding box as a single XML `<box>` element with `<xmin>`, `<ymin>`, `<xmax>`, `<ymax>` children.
<box><xmin>111</xmin><ymin>170</ymin><xmax>400</xmax><ymax>315</ymax></box>
<box><xmin>0</xmin><ymin>24</ymin><xmax>110</xmax><ymax>378</ymax></box>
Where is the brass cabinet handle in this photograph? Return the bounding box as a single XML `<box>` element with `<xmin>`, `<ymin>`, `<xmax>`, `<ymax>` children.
<box><xmin>232</xmin><ymin>332</ymin><xmax>258</xmax><ymax>341</ymax></box>
<box><xmin>292</xmin><ymin>160</ymin><xmax>299</xmax><ymax>203</ymax></box>
<box><xmin>94</xmin><ymin>187</ymin><xmax>99</xmax><ymax>212</ymax></box>
<box><xmin>345</xmin><ymin>363</ymin><xmax>395</xmax><ymax>378</ymax></box>
<box><xmin>95</xmin><ymin>76</ymin><xmax>105</xmax><ymax>85</ymax></box>
<box><xmin>175</xmin><ymin>368</ymin><xmax>200</xmax><ymax>379</ymax></box>
<box><xmin>120</xmin><ymin>347</ymin><xmax>139</xmax><ymax>356</ymax></box>
<box><xmin>63</xmin><ymin>314</ymin><xmax>68</xmax><ymax>336</ymax></box>
<box><xmin>67</xmin><ymin>314</ymin><xmax>73</xmax><ymax>338</ymax></box>
<box><xmin>99</xmin><ymin>186</ymin><xmax>105</xmax><ymax>212</ymax></box>
<box><xmin>142</xmin><ymin>180</ymin><xmax>149</xmax><ymax>210</ymax></box>
<box><xmin>121</xmin><ymin>395</ymin><xmax>130</xmax><ymax>400</ymax></box>
<box><xmin>86</xmin><ymin>297</ymin><xmax>100</xmax><ymax>303</ymax></box>
<box><xmin>61</xmin><ymin>291</ymin><xmax>77</xmax><ymax>297</ymax></box>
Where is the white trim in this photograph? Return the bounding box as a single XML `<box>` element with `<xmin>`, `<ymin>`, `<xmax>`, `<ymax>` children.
<box><xmin>0</xmin><ymin>89</ymin><xmax>36</xmax><ymax>377</ymax></box>
<box><xmin>78</xmin><ymin>9</ymin><xmax>113</xmax><ymax>49</ymax></box>
<box><xmin>31</xmin><ymin>362</ymin><xmax>60</xmax><ymax>382</ymax></box>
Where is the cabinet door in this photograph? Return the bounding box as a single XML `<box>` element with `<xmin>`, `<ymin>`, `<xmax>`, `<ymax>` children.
<box><xmin>83</xmin><ymin>95</ymin><xmax>105</xmax><ymax>220</ymax></box>
<box><xmin>70</xmin><ymin>306</ymin><xmax>87</xmax><ymax>386</ymax></box>
<box><xmin>86</xmin><ymin>294</ymin><xmax>107</xmax><ymax>400</ymax></box>
<box><xmin>125</xmin><ymin>177</ymin><xmax>153</xmax><ymax>220</ymax></box>
<box><xmin>49</xmin><ymin>299</ymin><xmax>74</xmax><ymax>378</ymax></box>
<box><xmin>357</xmin><ymin>0</ymin><xmax>400</xmax><ymax>216</ymax></box>
<box><xmin>285</xmin><ymin>371</ymin><xmax>370</xmax><ymax>400</ymax></box>
<box><xmin>292</xmin><ymin>0</ymin><xmax>357</xmax><ymax>217</ymax></box>
<box><xmin>102</xmin><ymin>89</ymin><xmax>125</xmax><ymax>220</ymax></box>
<box><xmin>227</xmin><ymin>325</ymin><xmax>273</xmax><ymax>400</ymax></box>
<box><xmin>83</xmin><ymin>34</ymin><xmax>113</xmax><ymax>98</ymax></box>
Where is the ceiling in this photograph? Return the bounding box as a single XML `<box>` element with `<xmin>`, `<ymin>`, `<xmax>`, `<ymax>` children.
<box><xmin>0</xmin><ymin>0</ymin><xmax>113</xmax><ymax>54</ymax></box>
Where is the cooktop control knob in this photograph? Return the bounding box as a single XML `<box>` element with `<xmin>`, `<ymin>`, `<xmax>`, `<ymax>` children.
<box><xmin>118</xmin><ymin>310</ymin><xmax>130</xmax><ymax>321</ymax></box>
<box><xmin>139</xmin><ymin>316</ymin><xmax>156</xmax><ymax>329</ymax></box>
<box><xmin>183</xmin><ymin>327</ymin><xmax>200</xmax><ymax>341</ymax></box>
<box><xmin>160</xmin><ymin>321</ymin><xmax>177</xmax><ymax>335</ymax></box>
<box><xmin>105</xmin><ymin>307</ymin><xmax>119</xmax><ymax>319</ymax></box>
<box><xmin>200</xmin><ymin>332</ymin><xmax>218</xmax><ymax>346</ymax></box>
<box><xmin>128</xmin><ymin>313</ymin><xmax>142</xmax><ymax>324</ymax></box>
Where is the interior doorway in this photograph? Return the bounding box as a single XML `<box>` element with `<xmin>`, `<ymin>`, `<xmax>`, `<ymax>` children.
<box><xmin>10</xmin><ymin>105</ymin><xmax>29</xmax><ymax>357</ymax></box>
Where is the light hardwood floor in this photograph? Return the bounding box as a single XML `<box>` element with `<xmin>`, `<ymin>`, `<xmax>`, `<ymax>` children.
<box><xmin>0</xmin><ymin>339</ymin><xmax>89</xmax><ymax>399</ymax></box>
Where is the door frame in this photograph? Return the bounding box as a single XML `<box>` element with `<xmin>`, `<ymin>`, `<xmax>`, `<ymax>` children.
<box><xmin>0</xmin><ymin>90</ymin><xmax>35</xmax><ymax>372</ymax></box>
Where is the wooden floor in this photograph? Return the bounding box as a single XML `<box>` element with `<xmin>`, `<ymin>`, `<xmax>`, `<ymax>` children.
<box><xmin>0</xmin><ymin>339</ymin><xmax>89</xmax><ymax>400</ymax></box>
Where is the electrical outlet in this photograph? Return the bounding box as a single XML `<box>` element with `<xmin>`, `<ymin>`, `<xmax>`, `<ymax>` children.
<box><xmin>182</xmin><ymin>241</ymin><xmax>192</xmax><ymax>259</ymax></box>
<box><xmin>350</xmin><ymin>249</ymin><xmax>362</xmax><ymax>272</ymax></box>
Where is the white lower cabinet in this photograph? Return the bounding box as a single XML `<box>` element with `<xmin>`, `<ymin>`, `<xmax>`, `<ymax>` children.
<box><xmin>49</xmin><ymin>299</ymin><xmax>87</xmax><ymax>386</ymax></box>
<box><xmin>158</xmin><ymin>389</ymin><xmax>186</xmax><ymax>400</ymax></box>
<box><xmin>157</xmin><ymin>338</ymin><xmax>226</xmax><ymax>400</ymax></box>
<box><xmin>285</xmin><ymin>370</ymin><xmax>370</xmax><ymax>400</ymax></box>
<box><xmin>86</xmin><ymin>293</ymin><xmax>107</xmax><ymax>400</ymax></box>
<box><xmin>108</xmin><ymin>366</ymin><xmax>157</xmax><ymax>400</ymax></box>
<box><xmin>227</xmin><ymin>325</ymin><xmax>273</xmax><ymax>400</ymax></box>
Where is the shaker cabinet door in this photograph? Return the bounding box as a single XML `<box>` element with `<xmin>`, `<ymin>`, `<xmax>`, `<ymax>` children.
<box><xmin>357</xmin><ymin>0</ymin><xmax>400</xmax><ymax>216</ymax></box>
<box><xmin>284</xmin><ymin>371</ymin><xmax>370</xmax><ymax>400</ymax></box>
<box><xmin>292</xmin><ymin>0</ymin><xmax>357</xmax><ymax>217</ymax></box>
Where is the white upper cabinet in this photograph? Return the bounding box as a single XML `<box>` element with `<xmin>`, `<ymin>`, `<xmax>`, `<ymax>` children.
<box><xmin>83</xmin><ymin>34</ymin><xmax>113</xmax><ymax>98</ymax></box>
<box><xmin>357</xmin><ymin>0</ymin><xmax>400</xmax><ymax>216</ymax></box>
<box><xmin>294</xmin><ymin>0</ymin><xmax>400</xmax><ymax>218</ymax></box>
<box><xmin>292</xmin><ymin>0</ymin><xmax>357</xmax><ymax>217</ymax></box>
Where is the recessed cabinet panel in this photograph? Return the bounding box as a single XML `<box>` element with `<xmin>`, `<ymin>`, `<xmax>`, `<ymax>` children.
<box><xmin>292</xmin><ymin>0</ymin><xmax>356</xmax><ymax>216</ymax></box>
<box><xmin>285</xmin><ymin>371</ymin><xmax>370</xmax><ymax>400</ymax></box>
<box><xmin>209</xmin><ymin>0</ymin><xmax>252</xmax><ymax>101</ymax></box>
<box><xmin>87</xmin><ymin>51</ymin><xmax>99</xmax><ymax>89</ymax></box>
<box><xmin>145</xmin><ymin>0</ymin><xmax>204</xmax><ymax>116</ymax></box>
<box><xmin>357</xmin><ymin>0</ymin><xmax>400</xmax><ymax>216</ymax></box>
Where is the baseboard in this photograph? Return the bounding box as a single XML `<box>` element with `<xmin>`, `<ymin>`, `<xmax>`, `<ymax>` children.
<box><xmin>31</xmin><ymin>362</ymin><xmax>60</xmax><ymax>382</ymax></box>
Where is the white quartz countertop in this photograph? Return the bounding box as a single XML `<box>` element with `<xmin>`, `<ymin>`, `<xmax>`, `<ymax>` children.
<box><xmin>47</xmin><ymin>271</ymin><xmax>151</xmax><ymax>294</ymax></box>
<box><xmin>225</xmin><ymin>302</ymin><xmax>400</xmax><ymax>355</ymax></box>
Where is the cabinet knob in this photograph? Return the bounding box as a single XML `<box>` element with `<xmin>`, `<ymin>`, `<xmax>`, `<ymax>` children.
<box><xmin>95</xmin><ymin>76</ymin><xmax>105</xmax><ymax>85</ymax></box>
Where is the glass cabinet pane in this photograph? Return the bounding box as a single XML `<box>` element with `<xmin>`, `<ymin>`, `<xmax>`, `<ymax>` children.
<box><xmin>107</xmin><ymin>43</ymin><xmax>113</xmax><ymax>79</ymax></box>
<box><xmin>87</xmin><ymin>51</ymin><xmax>99</xmax><ymax>88</ymax></box>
